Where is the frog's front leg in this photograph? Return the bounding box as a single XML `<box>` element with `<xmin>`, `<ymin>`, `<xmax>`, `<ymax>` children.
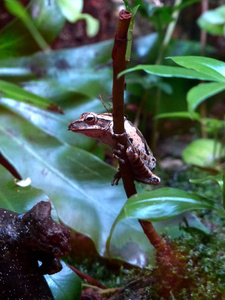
<box><xmin>126</xmin><ymin>146</ymin><xmax>160</xmax><ymax>186</ymax></box>
<box><xmin>111</xmin><ymin>141</ymin><xmax>127</xmax><ymax>186</ymax></box>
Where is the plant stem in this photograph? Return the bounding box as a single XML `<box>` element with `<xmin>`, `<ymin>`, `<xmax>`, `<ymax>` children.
<box><xmin>223</xmin><ymin>171</ymin><xmax>225</xmax><ymax>209</ymax></box>
<box><xmin>200</xmin><ymin>0</ymin><xmax>208</xmax><ymax>139</ymax></box>
<box><xmin>112</xmin><ymin>9</ymin><xmax>165</xmax><ymax>250</ymax></box>
<box><xmin>152</xmin><ymin>0</ymin><xmax>182</xmax><ymax>152</ymax></box>
<box><xmin>156</xmin><ymin>0</ymin><xmax>182</xmax><ymax>65</ymax></box>
<box><xmin>112</xmin><ymin>9</ymin><xmax>136</xmax><ymax>196</ymax></box>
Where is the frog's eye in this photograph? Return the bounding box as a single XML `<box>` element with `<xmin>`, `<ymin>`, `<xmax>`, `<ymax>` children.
<box><xmin>84</xmin><ymin>113</ymin><xmax>96</xmax><ymax>124</ymax></box>
<box><xmin>80</xmin><ymin>112</ymin><xmax>87</xmax><ymax>118</ymax></box>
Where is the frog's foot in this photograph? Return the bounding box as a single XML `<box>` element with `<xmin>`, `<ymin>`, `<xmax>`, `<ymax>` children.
<box><xmin>111</xmin><ymin>171</ymin><xmax>122</xmax><ymax>186</ymax></box>
<box><xmin>135</xmin><ymin>174</ymin><xmax>160</xmax><ymax>186</ymax></box>
<box><xmin>113</xmin><ymin>143</ymin><xmax>127</xmax><ymax>165</ymax></box>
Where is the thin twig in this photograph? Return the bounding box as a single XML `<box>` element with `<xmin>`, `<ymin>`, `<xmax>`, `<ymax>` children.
<box><xmin>68</xmin><ymin>264</ymin><xmax>106</xmax><ymax>289</ymax></box>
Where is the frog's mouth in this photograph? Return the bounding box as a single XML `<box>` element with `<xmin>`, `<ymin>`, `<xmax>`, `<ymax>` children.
<box><xmin>68</xmin><ymin>120</ymin><xmax>82</xmax><ymax>132</ymax></box>
<box><xmin>68</xmin><ymin>121</ymin><xmax>102</xmax><ymax>132</ymax></box>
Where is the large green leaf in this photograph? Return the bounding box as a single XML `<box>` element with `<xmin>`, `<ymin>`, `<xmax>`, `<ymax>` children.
<box><xmin>187</xmin><ymin>82</ymin><xmax>225</xmax><ymax>114</ymax></box>
<box><xmin>169</xmin><ymin>56</ymin><xmax>225</xmax><ymax>83</ymax></box>
<box><xmin>0</xmin><ymin>40</ymin><xmax>113</xmax><ymax>98</ymax></box>
<box><xmin>0</xmin><ymin>41</ymin><xmax>114</xmax><ymax>147</ymax></box>
<box><xmin>0</xmin><ymin>97</ymin><xmax>100</xmax><ymax>149</ymax></box>
<box><xmin>107</xmin><ymin>187</ymin><xmax>225</xmax><ymax>250</ymax></box>
<box><xmin>0</xmin><ymin>80</ymin><xmax>63</xmax><ymax>113</ymax></box>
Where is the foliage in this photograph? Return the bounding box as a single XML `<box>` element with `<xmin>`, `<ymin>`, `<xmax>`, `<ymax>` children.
<box><xmin>0</xmin><ymin>0</ymin><xmax>225</xmax><ymax>298</ymax></box>
<box><xmin>121</xmin><ymin>56</ymin><xmax>225</xmax><ymax>115</ymax></box>
<box><xmin>1</xmin><ymin>0</ymin><xmax>98</xmax><ymax>58</ymax></box>
<box><xmin>122</xmin><ymin>56</ymin><xmax>225</xmax><ymax>170</ymax></box>
<box><xmin>1</xmin><ymin>0</ymin><xmax>65</xmax><ymax>57</ymax></box>
<box><xmin>107</xmin><ymin>187</ymin><xmax>225</xmax><ymax>253</ymax></box>
<box><xmin>198</xmin><ymin>5</ymin><xmax>225</xmax><ymax>36</ymax></box>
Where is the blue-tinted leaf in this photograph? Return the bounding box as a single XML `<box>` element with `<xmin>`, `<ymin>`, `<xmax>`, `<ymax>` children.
<box><xmin>0</xmin><ymin>80</ymin><xmax>63</xmax><ymax>113</ymax></box>
<box><xmin>46</xmin><ymin>261</ymin><xmax>81</xmax><ymax>300</ymax></box>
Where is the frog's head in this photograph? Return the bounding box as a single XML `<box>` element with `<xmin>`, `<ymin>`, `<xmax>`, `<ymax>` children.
<box><xmin>68</xmin><ymin>112</ymin><xmax>112</xmax><ymax>136</ymax></box>
<box><xmin>68</xmin><ymin>112</ymin><xmax>116</xmax><ymax>147</ymax></box>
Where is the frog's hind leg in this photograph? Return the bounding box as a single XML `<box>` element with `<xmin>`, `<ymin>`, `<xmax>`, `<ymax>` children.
<box><xmin>126</xmin><ymin>146</ymin><xmax>160</xmax><ymax>185</ymax></box>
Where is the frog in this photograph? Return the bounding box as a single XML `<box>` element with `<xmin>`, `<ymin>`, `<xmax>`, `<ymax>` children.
<box><xmin>68</xmin><ymin>112</ymin><xmax>160</xmax><ymax>186</ymax></box>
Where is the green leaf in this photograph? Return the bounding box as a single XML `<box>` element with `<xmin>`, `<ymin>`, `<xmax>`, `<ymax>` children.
<box><xmin>154</xmin><ymin>111</ymin><xmax>200</xmax><ymax>120</ymax></box>
<box><xmin>187</xmin><ymin>82</ymin><xmax>225</xmax><ymax>114</ymax></box>
<box><xmin>190</xmin><ymin>174</ymin><xmax>223</xmax><ymax>192</ymax></box>
<box><xmin>0</xmin><ymin>0</ymin><xmax>65</xmax><ymax>58</ymax></box>
<box><xmin>56</xmin><ymin>0</ymin><xmax>83</xmax><ymax>21</ymax></box>
<box><xmin>122</xmin><ymin>187</ymin><xmax>224</xmax><ymax>221</ymax></box>
<box><xmin>182</xmin><ymin>139</ymin><xmax>224</xmax><ymax>168</ymax></box>
<box><xmin>107</xmin><ymin>187</ymin><xmax>225</xmax><ymax>251</ymax></box>
<box><xmin>46</xmin><ymin>261</ymin><xmax>81</xmax><ymax>300</ymax></box>
<box><xmin>0</xmin><ymin>80</ymin><xmax>63</xmax><ymax>113</ymax></box>
<box><xmin>0</xmin><ymin>97</ymin><xmax>100</xmax><ymax>149</ymax></box>
<box><xmin>169</xmin><ymin>56</ymin><xmax>225</xmax><ymax>83</ymax></box>
<box><xmin>198</xmin><ymin>5</ymin><xmax>225</xmax><ymax>36</ymax></box>
<box><xmin>203</xmin><ymin>117</ymin><xmax>225</xmax><ymax>133</ymax></box>
<box><xmin>4</xmin><ymin>0</ymin><xmax>49</xmax><ymax>50</ymax></box>
<box><xmin>120</xmin><ymin>65</ymin><xmax>215</xmax><ymax>81</ymax></box>
<box><xmin>0</xmin><ymin>164</ymin><xmax>49</xmax><ymax>212</ymax></box>
<box><xmin>56</xmin><ymin>0</ymin><xmax>99</xmax><ymax>36</ymax></box>
<box><xmin>0</xmin><ymin>39</ymin><xmax>113</xmax><ymax>98</ymax></box>
<box><xmin>82</xmin><ymin>14</ymin><xmax>99</xmax><ymax>37</ymax></box>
